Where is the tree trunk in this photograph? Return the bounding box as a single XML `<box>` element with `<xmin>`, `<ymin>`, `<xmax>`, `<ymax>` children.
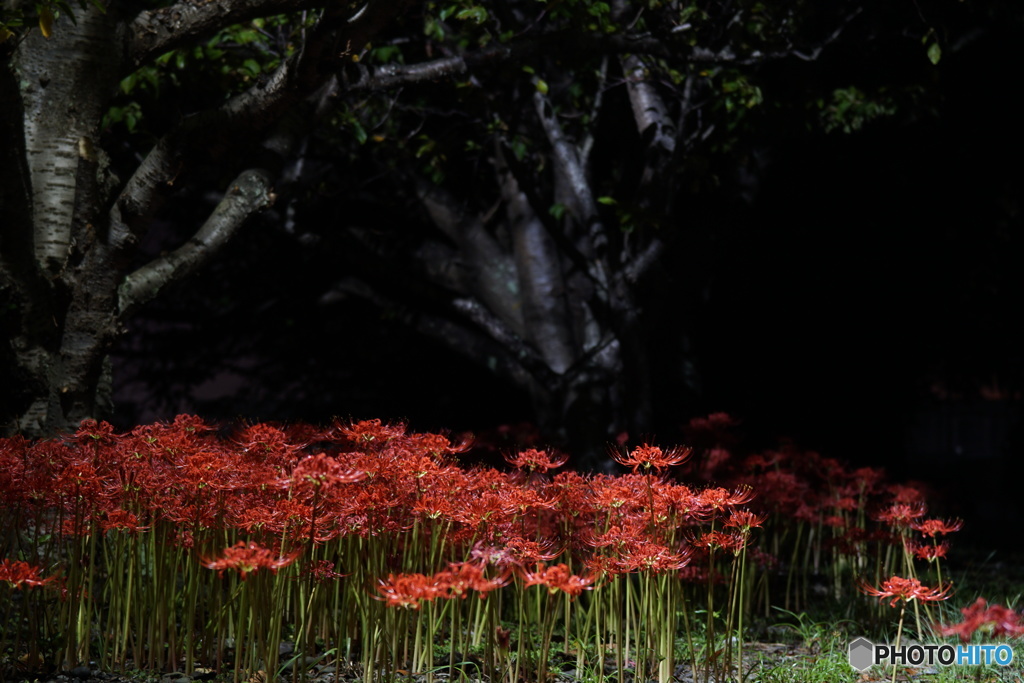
<box><xmin>2</xmin><ymin>6</ymin><xmax>125</xmax><ymax>437</ymax></box>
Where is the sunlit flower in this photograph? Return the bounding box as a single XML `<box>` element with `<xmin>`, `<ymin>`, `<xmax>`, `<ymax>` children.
<box><xmin>697</xmin><ymin>485</ymin><xmax>755</xmax><ymax>513</ymax></box>
<box><xmin>335</xmin><ymin>419</ymin><xmax>406</xmax><ymax>446</ymax></box>
<box><xmin>202</xmin><ymin>542</ymin><xmax>303</xmax><ymax>579</ymax></box>
<box><xmin>504</xmin><ymin>448</ymin><xmax>569</xmax><ymax>473</ymax></box>
<box><xmin>859</xmin><ymin>575</ymin><xmax>950</xmax><ymax>608</ymax></box>
<box><xmin>375</xmin><ymin>573</ymin><xmax>442</xmax><ymax>609</ymax></box>
<box><xmin>724</xmin><ymin>509</ymin><xmax>766</xmax><ymax>532</ymax></box>
<box><xmin>611</xmin><ymin>444</ymin><xmax>692</xmax><ymax>473</ymax></box>
<box><xmin>874</xmin><ymin>502</ymin><xmax>927</xmax><ymax>528</ymax></box>
<box><xmin>694</xmin><ymin>530</ymin><xmax>746</xmax><ymax>554</ymax></box>
<box><xmin>911</xmin><ymin>517</ymin><xmax>963</xmax><ymax>537</ymax></box>
<box><xmin>520</xmin><ymin>563</ymin><xmax>596</xmax><ymax>596</ymax></box>
<box><xmin>907</xmin><ymin>540</ymin><xmax>949</xmax><ymax>561</ymax></box>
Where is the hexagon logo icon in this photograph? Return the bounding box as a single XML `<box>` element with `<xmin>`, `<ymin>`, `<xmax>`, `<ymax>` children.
<box><xmin>849</xmin><ymin>637</ymin><xmax>875</xmax><ymax>671</ymax></box>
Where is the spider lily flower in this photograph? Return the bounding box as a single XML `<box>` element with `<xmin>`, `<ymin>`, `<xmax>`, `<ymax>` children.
<box><xmin>611</xmin><ymin>444</ymin><xmax>693</xmax><ymax>473</ymax></box>
<box><xmin>0</xmin><ymin>559</ymin><xmax>56</xmax><ymax>589</ymax></box>
<box><xmin>202</xmin><ymin>542</ymin><xmax>303</xmax><ymax>580</ymax></box>
<box><xmin>938</xmin><ymin>598</ymin><xmax>1024</xmax><ymax>642</ymax></box>
<box><xmin>859</xmin><ymin>575</ymin><xmax>950</xmax><ymax>608</ymax></box>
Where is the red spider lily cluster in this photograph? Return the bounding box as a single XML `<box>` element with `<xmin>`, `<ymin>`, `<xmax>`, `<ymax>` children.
<box><xmin>938</xmin><ymin>598</ymin><xmax>1024</xmax><ymax>642</ymax></box>
<box><xmin>0</xmin><ymin>414</ymin><xmax>969</xmax><ymax>682</ymax></box>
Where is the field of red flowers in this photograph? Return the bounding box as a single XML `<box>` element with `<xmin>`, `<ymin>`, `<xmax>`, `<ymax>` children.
<box><xmin>0</xmin><ymin>415</ymin><xmax>1018</xmax><ymax>683</ymax></box>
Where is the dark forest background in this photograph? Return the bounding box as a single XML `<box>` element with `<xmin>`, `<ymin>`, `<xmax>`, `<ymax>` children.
<box><xmin>3</xmin><ymin>0</ymin><xmax>1021</xmax><ymax>547</ymax></box>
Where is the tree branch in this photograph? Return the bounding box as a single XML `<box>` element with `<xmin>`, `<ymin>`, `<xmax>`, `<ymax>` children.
<box><xmin>341</xmin><ymin>26</ymin><xmax>861</xmax><ymax>95</ymax></box>
<box><xmin>118</xmin><ymin>169</ymin><xmax>274</xmax><ymax>315</ymax></box>
<box><xmin>118</xmin><ymin>0</ymin><xmax>410</xmax><ymax>238</ymax></box>
<box><xmin>622</xmin><ymin>54</ymin><xmax>676</xmax><ymax>188</ymax></box>
<box><xmin>128</xmin><ymin>0</ymin><xmax>343</xmax><ymax>69</ymax></box>
<box><xmin>450</xmin><ymin>297</ymin><xmax>560</xmax><ymax>387</ymax></box>
<box><xmin>533</xmin><ymin>89</ymin><xmax>610</xmax><ymax>291</ymax></box>
<box><xmin>496</xmin><ymin>148</ymin><xmax>576</xmax><ymax>374</ymax></box>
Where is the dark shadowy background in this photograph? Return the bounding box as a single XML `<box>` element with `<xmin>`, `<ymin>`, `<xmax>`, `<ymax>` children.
<box><xmin>103</xmin><ymin>9</ymin><xmax>1022</xmax><ymax>547</ymax></box>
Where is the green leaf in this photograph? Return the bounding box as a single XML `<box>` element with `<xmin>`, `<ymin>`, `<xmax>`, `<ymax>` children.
<box><xmin>535</xmin><ymin>78</ymin><xmax>548</xmax><ymax>95</ymax></box>
<box><xmin>510</xmin><ymin>138</ymin><xmax>527</xmax><ymax>161</ymax></box>
<box><xmin>549</xmin><ymin>203</ymin><xmax>567</xmax><ymax>220</ymax></box>
<box><xmin>597</xmin><ymin>196</ymin><xmax>617</xmax><ymax>205</ymax></box>
<box><xmin>455</xmin><ymin>6</ymin><xmax>487</xmax><ymax>23</ymax></box>
<box><xmin>351</xmin><ymin>121</ymin><xmax>367</xmax><ymax>145</ymax></box>
<box><xmin>926</xmin><ymin>42</ymin><xmax>941</xmax><ymax>65</ymax></box>
<box><xmin>38</xmin><ymin>5</ymin><xmax>53</xmax><ymax>38</ymax></box>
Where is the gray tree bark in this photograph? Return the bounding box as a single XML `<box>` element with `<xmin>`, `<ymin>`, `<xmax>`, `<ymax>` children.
<box><xmin>0</xmin><ymin>0</ymin><xmax>406</xmax><ymax>437</ymax></box>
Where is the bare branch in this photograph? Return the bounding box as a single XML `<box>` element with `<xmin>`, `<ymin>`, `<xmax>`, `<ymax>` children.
<box><xmin>340</xmin><ymin>20</ymin><xmax>863</xmax><ymax>97</ymax></box>
<box><xmin>450</xmin><ymin>297</ymin><xmax>559</xmax><ymax>387</ymax></box>
<box><xmin>533</xmin><ymin>90</ymin><xmax>610</xmax><ymax>290</ymax></box>
<box><xmin>622</xmin><ymin>238</ymin><xmax>665</xmax><ymax>283</ymax></box>
<box><xmin>622</xmin><ymin>54</ymin><xmax>676</xmax><ymax>172</ymax></box>
<box><xmin>118</xmin><ymin>169</ymin><xmax>274</xmax><ymax>315</ymax></box>
<box><xmin>128</xmin><ymin>0</ymin><xmax>334</xmax><ymax>69</ymax></box>
<box><xmin>580</xmin><ymin>56</ymin><xmax>608</xmax><ymax>168</ymax></box>
<box><xmin>496</xmin><ymin>149</ymin><xmax>576</xmax><ymax>374</ymax></box>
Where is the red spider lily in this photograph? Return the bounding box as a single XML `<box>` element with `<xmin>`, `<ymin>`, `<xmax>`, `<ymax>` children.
<box><xmin>874</xmin><ymin>502</ymin><xmax>928</xmax><ymax>528</ymax></box>
<box><xmin>694</xmin><ymin>530</ymin><xmax>746</xmax><ymax>554</ymax></box>
<box><xmin>911</xmin><ymin>517</ymin><xmax>963</xmax><ymax>537</ymax></box>
<box><xmin>334</xmin><ymin>418</ymin><xmax>406</xmax><ymax>447</ymax></box>
<box><xmin>612</xmin><ymin>443</ymin><xmax>692</xmax><ymax>473</ymax></box>
<box><xmin>683</xmin><ymin>412</ymin><xmax>739</xmax><ymax>449</ymax></box>
<box><xmin>724</xmin><ymin>509</ymin><xmax>766</xmax><ymax>532</ymax></box>
<box><xmin>0</xmin><ymin>559</ymin><xmax>56</xmax><ymax>588</ymax></box>
<box><xmin>887</xmin><ymin>483</ymin><xmax>927</xmax><ymax>504</ymax></box>
<box><xmin>504</xmin><ymin>448</ymin><xmax>569</xmax><ymax>473</ymax></box>
<box><xmin>859</xmin><ymin>575</ymin><xmax>950</xmax><ymax>608</ymax></box>
<box><xmin>657</xmin><ymin>482</ymin><xmax>710</xmax><ymax>523</ymax></box>
<box><xmin>493</xmin><ymin>536</ymin><xmax>563</xmax><ymax>566</ymax></box>
<box><xmin>823</xmin><ymin>515</ymin><xmax>847</xmax><ymax>528</ymax></box>
<box><xmin>202</xmin><ymin>542</ymin><xmax>303</xmax><ymax>579</ymax></box>
<box><xmin>439</xmin><ymin>561</ymin><xmax>511</xmax><ymax>598</ymax></box>
<box><xmin>850</xmin><ymin>466</ymin><xmax>886</xmax><ymax>493</ymax></box>
<box><xmin>100</xmin><ymin>509</ymin><xmax>150</xmax><ymax>533</ymax></box>
<box><xmin>235</xmin><ymin>422</ymin><xmax>305</xmax><ymax>458</ymax></box>
<box><xmin>520</xmin><ymin>563</ymin><xmax>596</xmax><ymax>596</ymax></box>
<box><xmin>696</xmin><ymin>485</ymin><xmax>755</xmax><ymax>513</ymax></box>
<box><xmin>938</xmin><ymin>598</ymin><xmax>1024</xmax><ymax>642</ymax></box>
<box><xmin>411</xmin><ymin>491</ymin><xmax>460</xmax><ymax>520</ymax></box>
<box><xmin>401</xmin><ymin>431</ymin><xmax>470</xmax><ymax>458</ymax></box>
<box><xmin>907</xmin><ymin>540</ymin><xmax>949</xmax><ymax>561</ymax></box>
<box><xmin>291</xmin><ymin>453</ymin><xmax>366</xmax><ymax>488</ymax></box>
<box><xmin>830</xmin><ymin>495</ymin><xmax>859</xmax><ymax>512</ymax></box>
<box><xmin>612</xmin><ymin>540</ymin><xmax>693</xmax><ymax>574</ymax></box>
<box><xmin>302</xmin><ymin>560</ymin><xmax>348</xmax><ymax>584</ymax></box>
<box><xmin>375</xmin><ymin>573</ymin><xmax>445</xmax><ymax>609</ymax></box>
